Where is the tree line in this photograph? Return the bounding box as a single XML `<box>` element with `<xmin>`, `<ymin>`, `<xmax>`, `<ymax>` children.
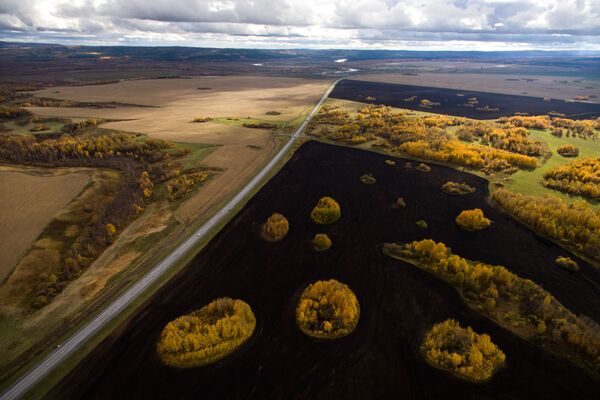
<box><xmin>0</xmin><ymin>130</ymin><xmax>193</xmax><ymax>308</ymax></box>
<box><xmin>491</xmin><ymin>189</ymin><xmax>600</xmax><ymax>264</ymax></box>
<box><xmin>542</xmin><ymin>158</ymin><xmax>600</xmax><ymax>200</ymax></box>
<box><xmin>384</xmin><ymin>239</ymin><xmax>600</xmax><ymax>376</ymax></box>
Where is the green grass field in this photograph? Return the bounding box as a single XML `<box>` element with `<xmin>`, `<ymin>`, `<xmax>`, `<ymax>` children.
<box><xmin>171</xmin><ymin>142</ymin><xmax>220</xmax><ymax>170</ymax></box>
<box><xmin>506</xmin><ymin>129</ymin><xmax>600</xmax><ymax>206</ymax></box>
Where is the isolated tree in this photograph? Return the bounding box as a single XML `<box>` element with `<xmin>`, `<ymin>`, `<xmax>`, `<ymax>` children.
<box><xmin>262</xmin><ymin>213</ymin><xmax>289</xmax><ymax>241</ymax></box>
<box><xmin>310</xmin><ymin>197</ymin><xmax>341</xmax><ymax>225</ymax></box>
<box><xmin>455</xmin><ymin>209</ymin><xmax>491</xmax><ymax>231</ymax></box>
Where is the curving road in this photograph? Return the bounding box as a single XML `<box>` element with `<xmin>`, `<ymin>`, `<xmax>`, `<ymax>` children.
<box><xmin>0</xmin><ymin>80</ymin><xmax>339</xmax><ymax>400</ymax></box>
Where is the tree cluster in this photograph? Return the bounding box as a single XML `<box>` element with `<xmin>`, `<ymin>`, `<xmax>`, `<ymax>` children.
<box><xmin>157</xmin><ymin>298</ymin><xmax>256</xmax><ymax>368</ymax></box>
<box><xmin>492</xmin><ymin>189</ymin><xmax>600</xmax><ymax>264</ymax></box>
<box><xmin>422</xmin><ymin>319</ymin><xmax>505</xmax><ymax>381</ymax></box>
<box><xmin>166</xmin><ymin>172</ymin><xmax>209</xmax><ymax>201</ymax></box>
<box><xmin>0</xmin><ymin>130</ymin><xmax>189</xmax><ymax>308</ymax></box>
<box><xmin>310</xmin><ymin>196</ymin><xmax>341</xmax><ymax>225</ymax></box>
<box><xmin>542</xmin><ymin>158</ymin><xmax>600</xmax><ymax>200</ymax></box>
<box><xmin>399</xmin><ymin>140</ymin><xmax>538</xmax><ymax>173</ymax></box>
<box><xmin>441</xmin><ymin>181</ymin><xmax>476</xmax><ymax>195</ymax></box>
<box><xmin>455</xmin><ymin>209</ymin><xmax>491</xmax><ymax>231</ymax></box>
<box><xmin>384</xmin><ymin>239</ymin><xmax>600</xmax><ymax>375</ymax></box>
<box><xmin>262</xmin><ymin>213</ymin><xmax>290</xmax><ymax>241</ymax></box>
<box><xmin>500</xmin><ymin>115</ymin><xmax>599</xmax><ymax>140</ymax></box>
<box><xmin>0</xmin><ymin>106</ymin><xmax>31</xmax><ymax>120</ymax></box>
<box><xmin>296</xmin><ymin>279</ymin><xmax>360</xmax><ymax>339</ymax></box>
<box><xmin>556</xmin><ymin>144</ymin><xmax>579</xmax><ymax>158</ymax></box>
<box><xmin>308</xmin><ymin>104</ymin><xmax>598</xmax><ymax>177</ymax></box>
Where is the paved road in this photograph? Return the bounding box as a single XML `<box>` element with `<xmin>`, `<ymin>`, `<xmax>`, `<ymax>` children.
<box><xmin>0</xmin><ymin>80</ymin><xmax>339</xmax><ymax>400</ymax></box>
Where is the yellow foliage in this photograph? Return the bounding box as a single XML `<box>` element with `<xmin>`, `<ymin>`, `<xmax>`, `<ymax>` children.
<box><xmin>105</xmin><ymin>223</ymin><xmax>116</xmax><ymax>236</ymax></box>
<box><xmin>296</xmin><ymin>279</ymin><xmax>360</xmax><ymax>339</ymax></box>
<box><xmin>312</xmin><ymin>233</ymin><xmax>332</xmax><ymax>251</ymax></box>
<box><xmin>310</xmin><ymin>196</ymin><xmax>341</xmax><ymax>225</ymax></box>
<box><xmin>262</xmin><ymin>213</ymin><xmax>289</xmax><ymax>241</ymax></box>
<box><xmin>455</xmin><ymin>208</ymin><xmax>491</xmax><ymax>231</ymax></box>
<box><xmin>543</xmin><ymin>158</ymin><xmax>600</xmax><ymax>200</ymax></box>
<box><xmin>422</xmin><ymin>319</ymin><xmax>505</xmax><ymax>381</ymax></box>
<box><xmin>492</xmin><ymin>189</ymin><xmax>600</xmax><ymax>263</ymax></box>
<box><xmin>156</xmin><ymin>298</ymin><xmax>256</xmax><ymax>368</ymax></box>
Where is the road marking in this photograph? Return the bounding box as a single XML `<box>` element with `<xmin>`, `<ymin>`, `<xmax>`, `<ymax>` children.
<box><xmin>0</xmin><ymin>79</ymin><xmax>339</xmax><ymax>400</ymax></box>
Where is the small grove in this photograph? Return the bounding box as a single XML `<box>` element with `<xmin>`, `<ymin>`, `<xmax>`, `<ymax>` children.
<box><xmin>491</xmin><ymin>189</ymin><xmax>600</xmax><ymax>265</ymax></box>
<box><xmin>455</xmin><ymin>209</ymin><xmax>491</xmax><ymax>232</ymax></box>
<box><xmin>542</xmin><ymin>158</ymin><xmax>600</xmax><ymax>200</ymax></box>
<box><xmin>296</xmin><ymin>279</ymin><xmax>360</xmax><ymax>339</ymax></box>
<box><xmin>157</xmin><ymin>298</ymin><xmax>256</xmax><ymax>368</ymax></box>
<box><xmin>262</xmin><ymin>213</ymin><xmax>290</xmax><ymax>241</ymax></box>
<box><xmin>310</xmin><ymin>196</ymin><xmax>341</xmax><ymax>225</ymax></box>
<box><xmin>422</xmin><ymin>319</ymin><xmax>505</xmax><ymax>381</ymax></box>
<box><xmin>383</xmin><ymin>239</ymin><xmax>600</xmax><ymax>377</ymax></box>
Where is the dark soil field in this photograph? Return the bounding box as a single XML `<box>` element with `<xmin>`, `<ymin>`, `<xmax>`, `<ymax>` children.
<box><xmin>51</xmin><ymin>141</ymin><xmax>600</xmax><ymax>399</ymax></box>
<box><xmin>330</xmin><ymin>79</ymin><xmax>600</xmax><ymax>119</ymax></box>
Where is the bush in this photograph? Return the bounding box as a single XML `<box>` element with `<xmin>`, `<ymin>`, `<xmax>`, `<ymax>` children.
<box><xmin>262</xmin><ymin>213</ymin><xmax>289</xmax><ymax>241</ymax></box>
<box><xmin>455</xmin><ymin>209</ymin><xmax>491</xmax><ymax>231</ymax></box>
<box><xmin>556</xmin><ymin>145</ymin><xmax>579</xmax><ymax>157</ymax></box>
<box><xmin>416</xmin><ymin>163</ymin><xmax>432</xmax><ymax>172</ymax></box>
<box><xmin>313</xmin><ymin>233</ymin><xmax>332</xmax><ymax>251</ymax></box>
<box><xmin>310</xmin><ymin>197</ymin><xmax>341</xmax><ymax>225</ymax></box>
<box><xmin>396</xmin><ymin>197</ymin><xmax>406</xmax><ymax>208</ymax></box>
<box><xmin>385</xmin><ymin>159</ymin><xmax>396</xmax><ymax>166</ymax></box>
<box><xmin>359</xmin><ymin>174</ymin><xmax>376</xmax><ymax>184</ymax></box>
<box><xmin>416</xmin><ymin>220</ymin><xmax>428</xmax><ymax>229</ymax></box>
<box><xmin>441</xmin><ymin>181</ymin><xmax>476</xmax><ymax>195</ymax></box>
<box><xmin>296</xmin><ymin>279</ymin><xmax>360</xmax><ymax>339</ymax></box>
<box><xmin>157</xmin><ymin>298</ymin><xmax>256</xmax><ymax>368</ymax></box>
<box><xmin>192</xmin><ymin>117</ymin><xmax>212</xmax><ymax>123</ymax></box>
<box><xmin>555</xmin><ymin>256</ymin><xmax>579</xmax><ymax>272</ymax></box>
<box><xmin>422</xmin><ymin>319</ymin><xmax>505</xmax><ymax>381</ymax></box>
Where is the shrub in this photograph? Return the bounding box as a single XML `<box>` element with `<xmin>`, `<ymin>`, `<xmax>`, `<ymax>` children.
<box><xmin>455</xmin><ymin>209</ymin><xmax>491</xmax><ymax>231</ymax></box>
<box><xmin>156</xmin><ymin>298</ymin><xmax>256</xmax><ymax>368</ymax></box>
<box><xmin>422</xmin><ymin>319</ymin><xmax>505</xmax><ymax>381</ymax></box>
<box><xmin>262</xmin><ymin>213</ymin><xmax>289</xmax><ymax>241</ymax></box>
<box><xmin>192</xmin><ymin>117</ymin><xmax>212</xmax><ymax>123</ymax></box>
<box><xmin>313</xmin><ymin>233</ymin><xmax>332</xmax><ymax>251</ymax></box>
<box><xmin>296</xmin><ymin>279</ymin><xmax>359</xmax><ymax>339</ymax></box>
<box><xmin>416</xmin><ymin>220</ymin><xmax>428</xmax><ymax>229</ymax></box>
<box><xmin>385</xmin><ymin>159</ymin><xmax>396</xmax><ymax>166</ymax></box>
<box><xmin>310</xmin><ymin>197</ymin><xmax>341</xmax><ymax>225</ymax></box>
<box><xmin>396</xmin><ymin>197</ymin><xmax>406</xmax><ymax>208</ymax></box>
<box><xmin>360</xmin><ymin>174</ymin><xmax>376</xmax><ymax>184</ymax></box>
<box><xmin>555</xmin><ymin>256</ymin><xmax>579</xmax><ymax>272</ymax></box>
<box><xmin>416</xmin><ymin>163</ymin><xmax>431</xmax><ymax>172</ymax></box>
<box><xmin>556</xmin><ymin>145</ymin><xmax>579</xmax><ymax>157</ymax></box>
<box><xmin>441</xmin><ymin>181</ymin><xmax>476</xmax><ymax>195</ymax></box>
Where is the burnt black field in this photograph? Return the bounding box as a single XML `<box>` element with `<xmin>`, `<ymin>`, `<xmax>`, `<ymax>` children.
<box><xmin>52</xmin><ymin>142</ymin><xmax>600</xmax><ymax>399</ymax></box>
<box><xmin>330</xmin><ymin>79</ymin><xmax>600</xmax><ymax>119</ymax></box>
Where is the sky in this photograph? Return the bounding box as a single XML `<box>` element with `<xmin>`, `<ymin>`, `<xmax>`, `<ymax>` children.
<box><xmin>0</xmin><ymin>0</ymin><xmax>599</xmax><ymax>50</ymax></box>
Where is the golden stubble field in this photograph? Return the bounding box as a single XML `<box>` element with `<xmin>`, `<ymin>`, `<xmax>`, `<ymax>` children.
<box><xmin>0</xmin><ymin>168</ymin><xmax>89</xmax><ymax>283</ymax></box>
<box><xmin>28</xmin><ymin>76</ymin><xmax>331</xmax><ymax>221</ymax></box>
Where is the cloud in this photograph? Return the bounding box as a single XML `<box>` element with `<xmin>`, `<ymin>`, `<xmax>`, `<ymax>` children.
<box><xmin>0</xmin><ymin>0</ymin><xmax>598</xmax><ymax>49</ymax></box>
